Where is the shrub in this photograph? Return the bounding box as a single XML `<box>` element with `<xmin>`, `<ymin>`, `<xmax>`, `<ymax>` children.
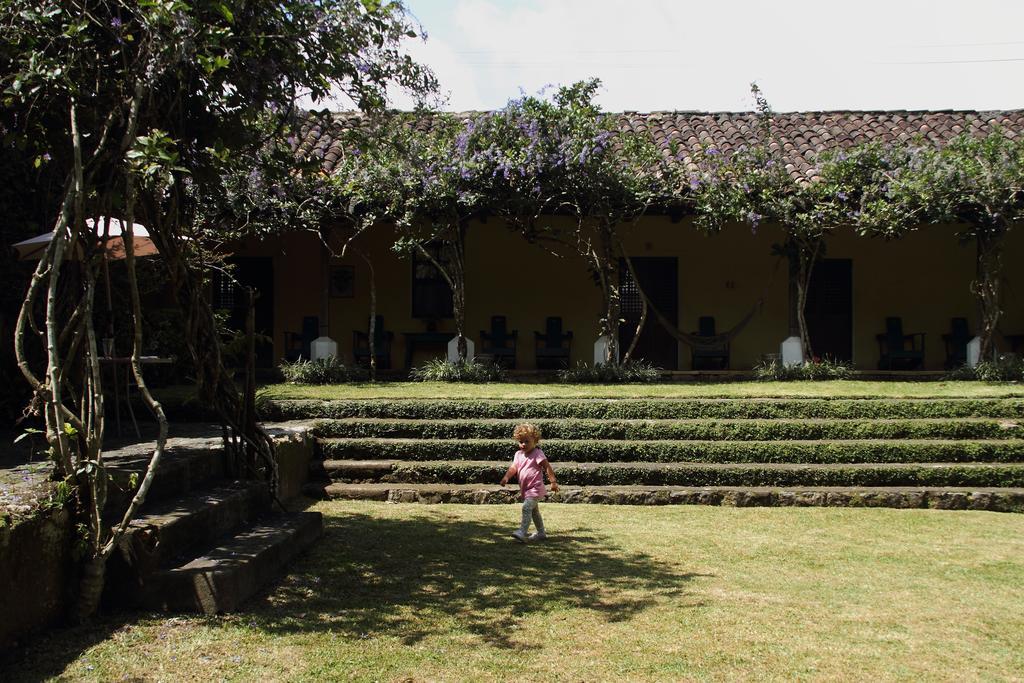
<box><xmin>266</xmin><ymin>397</ymin><xmax>1024</xmax><ymax>421</ymax></box>
<box><xmin>948</xmin><ymin>356</ymin><xmax>1024</xmax><ymax>382</ymax></box>
<box><xmin>754</xmin><ymin>357</ymin><xmax>853</xmax><ymax>381</ymax></box>
<box><xmin>278</xmin><ymin>357</ymin><xmax>367</xmax><ymax>384</ymax></box>
<box><xmin>556</xmin><ymin>361</ymin><xmax>662</xmax><ymax>384</ymax></box>
<box><xmin>409</xmin><ymin>358</ymin><xmax>507</xmax><ymax>383</ymax></box>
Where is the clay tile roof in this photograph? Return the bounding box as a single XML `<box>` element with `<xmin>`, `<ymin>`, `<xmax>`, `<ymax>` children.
<box><xmin>299</xmin><ymin>109</ymin><xmax>1024</xmax><ymax>181</ymax></box>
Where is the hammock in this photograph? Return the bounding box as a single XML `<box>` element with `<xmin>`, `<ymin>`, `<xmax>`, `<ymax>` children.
<box><xmin>651</xmin><ymin>299</ymin><xmax>763</xmax><ymax>350</ymax></box>
<box><xmin>626</xmin><ymin>253</ymin><xmax>783</xmax><ymax>351</ymax></box>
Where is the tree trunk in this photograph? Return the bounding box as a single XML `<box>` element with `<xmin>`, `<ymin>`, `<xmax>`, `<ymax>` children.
<box><xmin>415</xmin><ymin>233</ymin><xmax>468</xmax><ymax>362</ymax></box>
<box><xmin>594</xmin><ymin>228</ymin><xmax>621</xmax><ymax>364</ymax></box>
<box><xmin>73</xmin><ymin>195</ymin><xmax>172</xmax><ymax>622</ymax></box>
<box><xmin>975</xmin><ymin>229</ymin><xmax>1005</xmax><ymax>361</ymax></box>
<box><xmin>793</xmin><ymin>236</ymin><xmax>821</xmax><ymax>362</ymax></box>
<box><xmin>361</xmin><ymin>252</ymin><xmax>377</xmax><ymax>381</ymax></box>
<box><xmin>619</xmin><ymin>245</ymin><xmax>647</xmax><ymax>363</ymax></box>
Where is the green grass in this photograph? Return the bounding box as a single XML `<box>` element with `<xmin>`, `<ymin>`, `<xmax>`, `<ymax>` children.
<box><xmin>260</xmin><ymin>379</ymin><xmax>1024</xmax><ymax>400</ymax></box>
<box><xmin>7</xmin><ymin>502</ymin><xmax>1023</xmax><ymax>681</ymax></box>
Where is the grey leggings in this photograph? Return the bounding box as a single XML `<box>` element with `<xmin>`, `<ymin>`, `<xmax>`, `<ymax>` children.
<box><xmin>518</xmin><ymin>497</ymin><xmax>545</xmax><ymax>535</ymax></box>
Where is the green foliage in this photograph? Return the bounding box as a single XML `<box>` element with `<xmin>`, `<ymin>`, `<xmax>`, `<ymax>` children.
<box><xmin>279</xmin><ymin>357</ymin><xmax>367</xmax><ymax>384</ymax></box>
<box><xmin>320</xmin><ymin>436</ymin><xmax>1024</xmax><ymax>465</ymax></box>
<box><xmin>852</xmin><ymin>130</ymin><xmax>1024</xmax><ymax>239</ymax></box>
<box><xmin>43</xmin><ymin>479</ymin><xmax>75</xmax><ymax>512</ymax></box>
<box><xmin>754</xmin><ymin>358</ymin><xmax>853</xmax><ymax>381</ymax></box>
<box><xmin>333</xmin><ymin>80</ymin><xmax>677</xmax><ymax>362</ymax></box>
<box><xmin>556</xmin><ymin>361</ymin><xmax>662</xmax><ymax>384</ymax></box>
<box><xmin>265</xmin><ymin>397</ymin><xmax>1024</xmax><ymax>421</ymax></box>
<box><xmin>408</xmin><ymin>358</ymin><xmax>507</xmax><ymax>383</ymax></box>
<box><xmin>358</xmin><ymin>460</ymin><xmax>1024</xmax><ymax>488</ymax></box>
<box><xmin>312</xmin><ymin>417</ymin><xmax>1023</xmax><ymax>441</ymax></box>
<box><xmin>948</xmin><ymin>357</ymin><xmax>1024</xmax><ymax>383</ymax></box>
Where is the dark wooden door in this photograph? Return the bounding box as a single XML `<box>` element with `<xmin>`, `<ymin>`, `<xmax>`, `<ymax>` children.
<box><xmin>214</xmin><ymin>257</ymin><xmax>275</xmax><ymax>368</ymax></box>
<box><xmin>619</xmin><ymin>257</ymin><xmax>678</xmax><ymax>370</ymax></box>
<box><xmin>805</xmin><ymin>258</ymin><xmax>852</xmax><ymax>362</ymax></box>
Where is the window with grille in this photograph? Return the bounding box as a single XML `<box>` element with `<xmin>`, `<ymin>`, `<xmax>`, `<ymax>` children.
<box><xmin>412</xmin><ymin>243</ymin><xmax>454</xmax><ymax>318</ymax></box>
<box><xmin>212</xmin><ymin>271</ymin><xmax>237</xmax><ymax>310</ymax></box>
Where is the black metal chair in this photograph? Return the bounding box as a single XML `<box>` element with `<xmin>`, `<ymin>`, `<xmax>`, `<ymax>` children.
<box><xmin>284</xmin><ymin>316</ymin><xmax>318</xmax><ymax>361</ymax></box>
<box><xmin>534</xmin><ymin>316</ymin><xmax>573</xmax><ymax>369</ymax></box>
<box><xmin>942</xmin><ymin>317</ymin><xmax>972</xmax><ymax>369</ymax></box>
<box><xmin>353</xmin><ymin>315</ymin><xmax>393</xmax><ymax>369</ymax></box>
<box><xmin>480</xmin><ymin>315</ymin><xmax>518</xmax><ymax>368</ymax></box>
<box><xmin>690</xmin><ymin>316</ymin><xmax>729</xmax><ymax>370</ymax></box>
<box><xmin>877</xmin><ymin>317</ymin><xmax>925</xmax><ymax>370</ymax></box>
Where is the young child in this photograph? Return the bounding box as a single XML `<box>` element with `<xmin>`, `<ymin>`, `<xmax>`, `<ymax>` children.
<box><xmin>499</xmin><ymin>423</ymin><xmax>558</xmax><ymax>543</ymax></box>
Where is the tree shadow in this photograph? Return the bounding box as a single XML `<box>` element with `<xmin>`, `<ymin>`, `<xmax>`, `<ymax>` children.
<box><xmin>247</xmin><ymin>511</ymin><xmax>709</xmax><ymax>650</ymax></box>
<box><xmin>1</xmin><ymin>508</ymin><xmax>709</xmax><ymax>678</ymax></box>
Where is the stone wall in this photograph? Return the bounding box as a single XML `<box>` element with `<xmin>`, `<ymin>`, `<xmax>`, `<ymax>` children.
<box><xmin>0</xmin><ymin>508</ymin><xmax>73</xmax><ymax>649</ymax></box>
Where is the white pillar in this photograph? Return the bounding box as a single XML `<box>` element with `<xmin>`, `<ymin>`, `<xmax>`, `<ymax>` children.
<box><xmin>594</xmin><ymin>335</ymin><xmax>619</xmax><ymax>365</ymax></box>
<box><xmin>447</xmin><ymin>335</ymin><xmax>474</xmax><ymax>362</ymax></box>
<box><xmin>966</xmin><ymin>336</ymin><xmax>982</xmax><ymax>368</ymax></box>
<box><xmin>780</xmin><ymin>336</ymin><xmax>804</xmax><ymax>367</ymax></box>
<box><xmin>310</xmin><ymin>336</ymin><xmax>337</xmax><ymax>361</ymax></box>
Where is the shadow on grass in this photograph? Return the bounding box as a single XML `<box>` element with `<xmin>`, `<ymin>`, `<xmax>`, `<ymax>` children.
<box><xmin>249</xmin><ymin>511</ymin><xmax>707</xmax><ymax>650</ymax></box>
<box><xmin>0</xmin><ymin>508</ymin><xmax>707</xmax><ymax>678</ymax></box>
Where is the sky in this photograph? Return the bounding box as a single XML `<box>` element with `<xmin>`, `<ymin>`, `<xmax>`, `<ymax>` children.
<box><xmin>392</xmin><ymin>0</ymin><xmax>1024</xmax><ymax>113</ymax></box>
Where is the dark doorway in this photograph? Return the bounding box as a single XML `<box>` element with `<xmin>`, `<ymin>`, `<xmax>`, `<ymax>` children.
<box><xmin>805</xmin><ymin>258</ymin><xmax>852</xmax><ymax>362</ymax></box>
<box><xmin>212</xmin><ymin>257</ymin><xmax>275</xmax><ymax>368</ymax></box>
<box><xmin>619</xmin><ymin>257</ymin><xmax>678</xmax><ymax>370</ymax></box>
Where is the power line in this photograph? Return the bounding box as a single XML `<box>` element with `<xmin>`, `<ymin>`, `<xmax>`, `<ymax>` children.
<box><xmin>885</xmin><ymin>57</ymin><xmax>1024</xmax><ymax>65</ymax></box>
<box><xmin>904</xmin><ymin>40</ymin><xmax>1024</xmax><ymax>48</ymax></box>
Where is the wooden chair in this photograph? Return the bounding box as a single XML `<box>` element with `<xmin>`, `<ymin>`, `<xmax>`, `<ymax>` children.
<box><xmin>284</xmin><ymin>316</ymin><xmax>318</xmax><ymax>361</ymax></box>
<box><xmin>690</xmin><ymin>316</ymin><xmax>729</xmax><ymax>370</ymax></box>
<box><xmin>480</xmin><ymin>315</ymin><xmax>518</xmax><ymax>368</ymax></box>
<box><xmin>353</xmin><ymin>315</ymin><xmax>393</xmax><ymax>369</ymax></box>
<box><xmin>942</xmin><ymin>317</ymin><xmax>971</xmax><ymax>369</ymax></box>
<box><xmin>877</xmin><ymin>317</ymin><xmax>925</xmax><ymax>370</ymax></box>
<box><xmin>534</xmin><ymin>316</ymin><xmax>573</xmax><ymax>369</ymax></box>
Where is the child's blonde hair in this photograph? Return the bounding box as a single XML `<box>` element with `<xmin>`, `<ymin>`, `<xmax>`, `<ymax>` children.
<box><xmin>513</xmin><ymin>423</ymin><xmax>542</xmax><ymax>443</ymax></box>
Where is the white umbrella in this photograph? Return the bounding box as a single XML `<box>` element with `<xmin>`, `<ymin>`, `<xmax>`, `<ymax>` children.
<box><xmin>12</xmin><ymin>217</ymin><xmax>159</xmax><ymax>261</ymax></box>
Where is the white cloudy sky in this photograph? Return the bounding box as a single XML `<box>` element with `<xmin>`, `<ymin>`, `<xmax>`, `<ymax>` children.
<box><xmin>391</xmin><ymin>0</ymin><xmax>1024</xmax><ymax>112</ymax></box>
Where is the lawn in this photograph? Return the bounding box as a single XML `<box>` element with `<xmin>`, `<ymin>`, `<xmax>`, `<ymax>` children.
<box><xmin>6</xmin><ymin>501</ymin><xmax>1023</xmax><ymax>681</ymax></box>
<box><xmin>260</xmin><ymin>379</ymin><xmax>1024</xmax><ymax>400</ymax></box>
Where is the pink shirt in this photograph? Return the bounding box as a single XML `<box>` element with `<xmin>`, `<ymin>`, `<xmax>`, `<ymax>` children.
<box><xmin>513</xmin><ymin>447</ymin><xmax>548</xmax><ymax>499</ymax></box>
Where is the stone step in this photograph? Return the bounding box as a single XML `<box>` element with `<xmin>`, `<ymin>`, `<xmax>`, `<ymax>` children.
<box><xmin>106</xmin><ymin>481</ymin><xmax>272</xmax><ymax>603</ymax></box>
<box><xmin>267</xmin><ymin>397</ymin><xmax>1024</xmax><ymax>421</ymax></box>
<box><xmin>304</xmin><ymin>482</ymin><xmax>1024</xmax><ymax>512</ymax></box>
<box><xmin>312</xmin><ymin>417</ymin><xmax>1024</xmax><ymax>441</ymax></box>
<box><xmin>317</xmin><ymin>437</ymin><xmax>1024</xmax><ymax>464</ymax></box>
<box><xmin>314</xmin><ymin>459</ymin><xmax>1024</xmax><ymax>488</ymax></box>
<box><xmin>104</xmin><ymin>427</ymin><xmax>227</xmax><ymax>510</ymax></box>
<box><xmin>140</xmin><ymin>511</ymin><xmax>323</xmax><ymax>614</ymax></box>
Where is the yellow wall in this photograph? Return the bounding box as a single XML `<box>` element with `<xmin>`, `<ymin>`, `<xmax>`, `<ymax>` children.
<box><xmin>241</xmin><ymin>218</ymin><xmax>1024</xmax><ymax>371</ymax></box>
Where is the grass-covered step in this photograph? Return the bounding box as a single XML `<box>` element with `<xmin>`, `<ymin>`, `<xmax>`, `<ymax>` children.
<box><xmin>317</xmin><ymin>437</ymin><xmax>1024</xmax><ymax>464</ymax></box>
<box><xmin>316</xmin><ymin>459</ymin><xmax>1024</xmax><ymax>488</ymax></box>
<box><xmin>311</xmin><ymin>417</ymin><xmax>1024</xmax><ymax>441</ymax></box>
<box><xmin>267</xmin><ymin>398</ymin><xmax>1024</xmax><ymax>421</ymax></box>
<box><xmin>303</xmin><ymin>481</ymin><xmax>1024</xmax><ymax>512</ymax></box>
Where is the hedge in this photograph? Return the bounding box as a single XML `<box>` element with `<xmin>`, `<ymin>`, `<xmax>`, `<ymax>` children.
<box><xmin>321</xmin><ymin>459</ymin><xmax>1024</xmax><ymax>488</ymax></box>
<box><xmin>317</xmin><ymin>437</ymin><xmax>1024</xmax><ymax>464</ymax></box>
<box><xmin>311</xmin><ymin>417</ymin><xmax>1024</xmax><ymax>441</ymax></box>
<box><xmin>267</xmin><ymin>398</ymin><xmax>1024</xmax><ymax>421</ymax></box>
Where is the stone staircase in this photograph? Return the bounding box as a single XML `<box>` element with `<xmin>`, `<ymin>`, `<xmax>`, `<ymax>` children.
<box><xmin>102</xmin><ymin>425</ymin><xmax>322</xmax><ymax>614</ymax></box>
<box><xmin>261</xmin><ymin>397</ymin><xmax>1024</xmax><ymax>512</ymax></box>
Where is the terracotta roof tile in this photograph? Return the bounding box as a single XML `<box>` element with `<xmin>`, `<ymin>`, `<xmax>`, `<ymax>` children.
<box><xmin>299</xmin><ymin>109</ymin><xmax>1024</xmax><ymax>180</ymax></box>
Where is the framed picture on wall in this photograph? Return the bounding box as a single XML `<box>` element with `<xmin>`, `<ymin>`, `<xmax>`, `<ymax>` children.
<box><xmin>330</xmin><ymin>265</ymin><xmax>355</xmax><ymax>298</ymax></box>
